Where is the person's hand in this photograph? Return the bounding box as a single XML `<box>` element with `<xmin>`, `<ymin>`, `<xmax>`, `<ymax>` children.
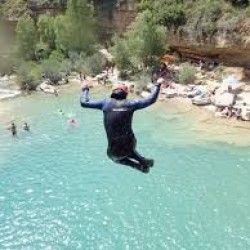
<box><xmin>81</xmin><ymin>82</ymin><xmax>90</xmax><ymax>90</ymax></box>
<box><xmin>156</xmin><ymin>77</ymin><xmax>165</xmax><ymax>86</ymax></box>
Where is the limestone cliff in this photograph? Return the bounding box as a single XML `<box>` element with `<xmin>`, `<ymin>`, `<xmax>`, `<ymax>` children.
<box><xmin>169</xmin><ymin>18</ymin><xmax>250</xmax><ymax>68</ymax></box>
<box><xmin>93</xmin><ymin>0</ymin><xmax>136</xmax><ymax>39</ymax></box>
<box><xmin>2</xmin><ymin>0</ymin><xmax>250</xmax><ymax>69</ymax></box>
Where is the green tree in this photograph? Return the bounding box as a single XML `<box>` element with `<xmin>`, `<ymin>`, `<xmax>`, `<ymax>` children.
<box><xmin>125</xmin><ymin>10</ymin><xmax>166</xmax><ymax>67</ymax></box>
<box><xmin>16</xmin><ymin>61</ymin><xmax>41</xmax><ymax>90</ymax></box>
<box><xmin>54</xmin><ymin>0</ymin><xmax>97</xmax><ymax>54</ymax></box>
<box><xmin>111</xmin><ymin>35</ymin><xmax>131</xmax><ymax>71</ymax></box>
<box><xmin>16</xmin><ymin>14</ymin><xmax>37</xmax><ymax>60</ymax></box>
<box><xmin>37</xmin><ymin>14</ymin><xmax>56</xmax><ymax>51</ymax></box>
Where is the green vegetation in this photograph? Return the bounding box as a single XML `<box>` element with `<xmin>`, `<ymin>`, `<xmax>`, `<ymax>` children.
<box><xmin>16</xmin><ymin>61</ymin><xmax>41</xmax><ymax>90</ymax></box>
<box><xmin>0</xmin><ymin>0</ymin><xmax>105</xmax><ymax>90</ymax></box>
<box><xmin>111</xmin><ymin>10</ymin><xmax>166</xmax><ymax>75</ymax></box>
<box><xmin>136</xmin><ymin>0</ymin><xmax>250</xmax><ymax>36</ymax></box>
<box><xmin>1</xmin><ymin>0</ymin><xmax>27</xmax><ymax>19</ymax></box>
<box><xmin>81</xmin><ymin>52</ymin><xmax>106</xmax><ymax>76</ymax></box>
<box><xmin>111</xmin><ymin>0</ymin><xmax>250</xmax><ymax>78</ymax></box>
<box><xmin>178</xmin><ymin>63</ymin><xmax>197</xmax><ymax>85</ymax></box>
<box><xmin>16</xmin><ymin>14</ymin><xmax>37</xmax><ymax>60</ymax></box>
<box><xmin>53</xmin><ymin>0</ymin><xmax>97</xmax><ymax>54</ymax></box>
<box><xmin>37</xmin><ymin>14</ymin><xmax>56</xmax><ymax>53</ymax></box>
<box><xmin>1</xmin><ymin>0</ymin><xmax>250</xmax><ymax>87</ymax></box>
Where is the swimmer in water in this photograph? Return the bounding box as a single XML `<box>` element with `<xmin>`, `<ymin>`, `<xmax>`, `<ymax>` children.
<box><xmin>8</xmin><ymin>122</ymin><xmax>17</xmax><ymax>137</ymax></box>
<box><xmin>23</xmin><ymin>122</ymin><xmax>30</xmax><ymax>131</ymax></box>
<box><xmin>58</xmin><ymin>109</ymin><xmax>64</xmax><ymax>116</ymax></box>
<box><xmin>80</xmin><ymin>78</ymin><xmax>164</xmax><ymax>173</ymax></box>
<box><xmin>67</xmin><ymin>118</ymin><xmax>77</xmax><ymax>126</ymax></box>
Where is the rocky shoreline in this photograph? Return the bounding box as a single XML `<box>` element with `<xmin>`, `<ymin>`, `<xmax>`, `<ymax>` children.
<box><xmin>2</xmin><ymin>63</ymin><xmax>250</xmax><ymax>125</ymax></box>
<box><xmin>141</xmin><ymin>63</ymin><xmax>250</xmax><ymax>123</ymax></box>
<box><xmin>0</xmin><ymin>75</ymin><xmax>21</xmax><ymax>100</ymax></box>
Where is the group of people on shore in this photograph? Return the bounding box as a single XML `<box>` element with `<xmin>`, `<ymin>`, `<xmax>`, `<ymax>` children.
<box><xmin>216</xmin><ymin>102</ymin><xmax>249</xmax><ymax>120</ymax></box>
<box><xmin>7</xmin><ymin>122</ymin><xmax>30</xmax><ymax>137</ymax></box>
<box><xmin>152</xmin><ymin>59</ymin><xmax>250</xmax><ymax>122</ymax></box>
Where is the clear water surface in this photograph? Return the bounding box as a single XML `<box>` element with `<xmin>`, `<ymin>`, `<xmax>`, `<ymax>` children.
<box><xmin>0</xmin><ymin>86</ymin><xmax>250</xmax><ymax>250</ymax></box>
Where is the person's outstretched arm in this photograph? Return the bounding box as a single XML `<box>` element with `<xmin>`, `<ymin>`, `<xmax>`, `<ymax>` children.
<box><xmin>128</xmin><ymin>78</ymin><xmax>164</xmax><ymax>110</ymax></box>
<box><xmin>80</xmin><ymin>87</ymin><xmax>105</xmax><ymax>110</ymax></box>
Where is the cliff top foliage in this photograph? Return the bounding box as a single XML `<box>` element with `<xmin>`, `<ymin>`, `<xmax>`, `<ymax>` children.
<box><xmin>1</xmin><ymin>0</ymin><xmax>250</xmax><ymax>38</ymax></box>
<box><xmin>0</xmin><ymin>0</ymin><xmax>124</xmax><ymax>18</ymax></box>
<box><xmin>0</xmin><ymin>0</ymin><xmax>68</xmax><ymax>19</ymax></box>
<box><xmin>136</xmin><ymin>0</ymin><xmax>250</xmax><ymax>40</ymax></box>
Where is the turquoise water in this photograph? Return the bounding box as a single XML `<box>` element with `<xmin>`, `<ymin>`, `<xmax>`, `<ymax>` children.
<box><xmin>0</xmin><ymin>87</ymin><xmax>250</xmax><ymax>250</ymax></box>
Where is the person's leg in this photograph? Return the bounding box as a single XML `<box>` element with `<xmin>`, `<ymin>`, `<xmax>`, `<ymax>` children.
<box><xmin>128</xmin><ymin>150</ymin><xmax>154</xmax><ymax>168</ymax></box>
<box><xmin>117</xmin><ymin>157</ymin><xmax>150</xmax><ymax>173</ymax></box>
<box><xmin>128</xmin><ymin>137</ymin><xmax>154</xmax><ymax>168</ymax></box>
<box><xmin>107</xmin><ymin>149</ymin><xmax>150</xmax><ymax>173</ymax></box>
<box><xmin>107</xmin><ymin>136</ymin><xmax>153</xmax><ymax>173</ymax></box>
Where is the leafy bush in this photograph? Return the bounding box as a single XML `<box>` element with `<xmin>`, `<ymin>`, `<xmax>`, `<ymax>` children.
<box><xmin>49</xmin><ymin>50</ymin><xmax>65</xmax><ymax>62</ymax></box>
<box><xmin>81</xmin><ymin>52</ymin><xmax>106</xmax><ymax>76</ymax></box>
<box><xmin>178</xmin><ymin>63</ymin><xmax>197</xmax><ymax>84</ymax></box>
<box><xmin>40</xmin><ymin>58</ymin><xmax>64</xmax><ymax>84</ymax></box>
<box><xmin>134</xmin><ymin>72</ymin><xmax>151</xmax><ymax>93</ymax></box>
<box><xmin>68</xmin><ymin>51</ymin><xmax>85</xmax><ymax>72</ymax></box>
<box><xmin>118</xmin><ymin>70</ymin><xmax>130</xmax><ymax>80</ymax></box>
<box><xmin>16</xmin><ymin>62</ymin><xmax>41</xmax><ymax>90</ymax></box>
<box><xmin>215</xmin><ymin>64</ymin><xmax>226</xmax><ymax>80</ymax></box>
<box><xmin>155</xmin><ymin>0</ymin><xmax>187</xmax><ymax>31</ymax></box>
<box><xmin>35</xmin><ymin>41</ymin><xmax>51</xmax><ymax>60</ymax></box>
<box><xmin>137</xmin><ymin>0</ymin><xmax>187</xmax><ymax>31</ymax></box>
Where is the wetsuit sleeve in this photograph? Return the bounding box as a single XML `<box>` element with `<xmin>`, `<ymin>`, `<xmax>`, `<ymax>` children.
<box><xmin>128</xmin><ymin>84</ymin><xmax>161</xmax><ymax>110</ymax></box>
<box><xmin>80</xmin><ymin>88</ymin><xmax>105</xmax><ymax>110</ymax></box>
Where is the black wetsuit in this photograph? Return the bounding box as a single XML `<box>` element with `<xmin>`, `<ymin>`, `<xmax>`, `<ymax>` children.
<box><xmin>80</xmin><ymin>84</ymin><xmax>161</xmax><ymax>173</ymax></box>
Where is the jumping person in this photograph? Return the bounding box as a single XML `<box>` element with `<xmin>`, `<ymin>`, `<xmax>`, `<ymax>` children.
<box><xmin>80</xmin><ymin>78</ymin><xmax>164</xmax><ymax>173</ymax></box>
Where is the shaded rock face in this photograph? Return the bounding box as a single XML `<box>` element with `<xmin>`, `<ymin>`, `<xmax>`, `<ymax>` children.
<box><xmin>27</xmin><ymin>0</ymin><xmax>67</xmax><ymax>10</ymax></box>
<box><xmin>26</xmin><ymin>0</ymin><xmax>136</xmax><ymax>39</ymax></box>
<box><xmin>27</xmin><ymin>0</ymin><xmax>67</xmax><ymax>16</ymax></box>
<box><xmin>169</xmin><ymin>20</ymin><xmax>250</xmax><ymax>69</ymax></box>
<box><xmin>170</xmin><ymin>40</ymin><xmax>250</xmax><ymax>68</ymax></box>
<box><xmin>93</xmin><ymin>0</ymin><xmax>136</xmax><ymax>39</ymax></box>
